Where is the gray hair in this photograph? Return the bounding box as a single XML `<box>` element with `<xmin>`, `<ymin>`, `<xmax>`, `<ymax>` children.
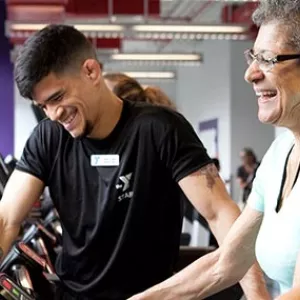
<box><xmin>252</xmin><ymin>0</ymin><xmax>300</xmax><ymax>50</ymax></box>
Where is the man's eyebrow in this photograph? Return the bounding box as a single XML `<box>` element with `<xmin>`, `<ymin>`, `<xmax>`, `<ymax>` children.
<box><xmin>34</xmin><ymin>89</ymin><xmax>65</xmax><ymax>106</ymax></box>
<box><xmin>44</xmin><ymin>89</ymin><xmax>65</xmax><ymax>103</ymax></box>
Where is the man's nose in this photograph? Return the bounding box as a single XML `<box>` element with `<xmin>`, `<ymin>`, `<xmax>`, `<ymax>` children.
<box><xmin>44</xmin><ymin>105</ymin><xmax>64</xmax><ymax>121</ymax></box>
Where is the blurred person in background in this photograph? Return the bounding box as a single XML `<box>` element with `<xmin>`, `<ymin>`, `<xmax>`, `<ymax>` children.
<box><xmin>236</xmin><ymin>148</ymin><xmax>260</xmax><ymax>204</ymax></box>
<box><xmin>103</xmin><ymin>72</ymin><xmax>177</xmax><ymax>110</ymax></box>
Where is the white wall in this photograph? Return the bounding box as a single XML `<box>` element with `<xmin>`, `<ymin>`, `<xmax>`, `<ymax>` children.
<box><xmin>138</xmin><ymin>78</ymin><xmax>177</xmax><ymax>103</ymax></box>
<box><xmin>176</xmin><ymin>40</ymin><xmax>232</xmax><ymax>182</ymax></box>
<box><xmin>14</xmin><ymin>84</ymin><xmax>37</xmax><ymax>159</ymax></box>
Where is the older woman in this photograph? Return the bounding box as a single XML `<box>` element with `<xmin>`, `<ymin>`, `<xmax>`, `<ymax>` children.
<box><xmin>128</xmin><ymin>1</ymin><xmax>300</xmax><ymax>299</ymax></box>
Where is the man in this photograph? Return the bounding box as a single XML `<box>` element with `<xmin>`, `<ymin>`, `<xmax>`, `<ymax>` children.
<box><xmin>1</xmin><ymin>24</ymin><xmax>268</xmax><ymax>299</ymax></box>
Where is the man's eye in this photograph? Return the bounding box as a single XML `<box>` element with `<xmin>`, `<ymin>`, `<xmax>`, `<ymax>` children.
<box><xmin>33</xmin><ymin>102</ymin><xmax>45</xmax><ymax>110</ymax></box>
<box><xmin>51</xmin><ymin>94</ymin><xmax>63</xmax><ymax>103</ymax></box>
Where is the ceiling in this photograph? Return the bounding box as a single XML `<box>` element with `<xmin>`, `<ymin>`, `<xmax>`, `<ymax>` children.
<box><xmin>5</xmin><ymin>0</ymin><xmax>260</xmax><ymax>66</ymax></box>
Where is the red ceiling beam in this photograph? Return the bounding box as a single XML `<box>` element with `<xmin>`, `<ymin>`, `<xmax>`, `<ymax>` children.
<box><xmin>221</xmin><ymin>2</ymin><xmax>258</xmax><ymax>24</ymax></box>
<box><xmin>65</xmin><ymin>0</ymin><xmax>159</xmax><ymax>16</ymax></box>
<box><xmin>6</xmin><ymin>0</ymin><xmax>65</xmax><ymax>22</ymax></box>
<box><xmin>88</xmin><ymin>37</ymin><xmax>121</xmax><ymax>49</ymax></box>
<box><xmin>221</xmin><ymin>2</ymin><xmax>259</xmax><ymax>39</ymax></box>
<box><xmin>7</xmin><ymin>5</ymin><xmax>65</xmax><ymax>22</ymax></box>
<box><xmin>6</xmin><ymin>0</ymin><xmax>66</xmax><ymax>4</ymax></box>
<box><xmin>10</xmin><ymin>36</ymin><xmax>121</xmax><ymax>50</ymax></box>
<box><xmin>6</xmin><ymin>0</ymin><xmax>160</xmax><ymax>22</ymax></box>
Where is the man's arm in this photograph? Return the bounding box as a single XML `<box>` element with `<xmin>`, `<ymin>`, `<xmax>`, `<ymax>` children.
<box><xmin>128</xmin><ymin>204</ymin><xmax>264</xmax><ymax>300</ymax></box>
<box><xmin>177</xmin><ymin>164</ymin><xmax>269</xmax><ymax>299</ymax></box>
<box><xmin>128</xmin><ymin>163</ymin><xmax>268</xmax><ymax>300</ymax></box>
<box><xmin>0</xmin><ymin>170</ymin><xmax>44</xmax><ymax>259</ymax></box>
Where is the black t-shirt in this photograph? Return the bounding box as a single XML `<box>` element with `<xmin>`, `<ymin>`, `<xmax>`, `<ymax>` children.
<box><xmin>16</xmin><ymin>100</ymin><xmax>211</xmax><ymax>299</ymax></box>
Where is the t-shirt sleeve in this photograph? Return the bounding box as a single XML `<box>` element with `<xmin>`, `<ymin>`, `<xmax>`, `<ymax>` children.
<box><xmin>158</xmin><ymin>112</ymin><xmax>212</xmax><ymax>182</ymax></box>
<box><xmin>15</xmin><ymin>121</ymin><xmax>58</xmax><ymax>185</ymax></box>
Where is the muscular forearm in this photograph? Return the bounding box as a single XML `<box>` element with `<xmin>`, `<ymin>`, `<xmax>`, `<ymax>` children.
<box><xmin>0</xmin><ymin>218</ymin><xmax>21</xmax><ymax>260</ymax></box>
<box><xmin>128</xmin><ymin>249</ymin><xmax>239</xmax><ymax>300</ymax></box>
<box><xmin>209</xmin><ymin>202</ymin><xmax>270</xmax><ymax>299</ymax></box>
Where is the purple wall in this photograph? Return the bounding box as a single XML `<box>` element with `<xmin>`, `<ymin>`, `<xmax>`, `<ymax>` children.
<box><xmin>0</xmin><ymin>1</ymin><xmax>14</xmax><ymax>157</ymax></box>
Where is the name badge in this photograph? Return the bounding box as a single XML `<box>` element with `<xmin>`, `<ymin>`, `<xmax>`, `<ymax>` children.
<box><xmin>91</xmin><ymin>154</ymin><xmax>120</xmax><ymax>167</ymax></box>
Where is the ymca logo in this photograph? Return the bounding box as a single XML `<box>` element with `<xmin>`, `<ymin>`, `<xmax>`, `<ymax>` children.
<box><xmin>116</xmin><ymin>173</ymin><xmax>134</xmax><ymax>201</ymax></box>
<box><xmin>116</xmin><ymin>173</ymin><xmax>132</xmax><ymax>192</ymax></box>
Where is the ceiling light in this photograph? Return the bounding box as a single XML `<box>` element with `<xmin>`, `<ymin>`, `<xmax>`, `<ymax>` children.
<box><xmin>110</xmin><ymin>53</ymin><xmax>201</xmax><ymax>61</ymax></box>
<box><xmin>9</xmin><ymin>23</ymin><xmax>246</xmax><ymax>34</ymax></box>
<box><xmin>9</xmin><ymin>23</ymin><xmax>124</xmax><ymax>32</ymax></box>
<box><xmin>103</xmin><ymin>71</ymin><xmax>175</xmax><ymax>79</ymax></box>
<box><xmin>132</xmin><ymin>24</ymin><xmax>247</xmax><ymax>34</ymax></box>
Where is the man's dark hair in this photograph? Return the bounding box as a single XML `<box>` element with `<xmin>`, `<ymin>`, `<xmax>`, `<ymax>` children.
<box><xmin>14</xmin><ymin>24</ymin><xmax>98</xmax><ymax>100</ymax></box>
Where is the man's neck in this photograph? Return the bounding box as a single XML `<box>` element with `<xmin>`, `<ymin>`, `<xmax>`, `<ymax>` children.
<box><xmin>88</xmin><ymin>93</ymin><xmax>124</xmax><ymax>139</ymax></box>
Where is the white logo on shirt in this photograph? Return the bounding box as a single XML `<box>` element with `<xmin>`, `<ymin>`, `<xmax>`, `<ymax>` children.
<box><xmin>116</xmin><ymin>173</ymin><xmax>134</xmax><ymax>201</ymax></box>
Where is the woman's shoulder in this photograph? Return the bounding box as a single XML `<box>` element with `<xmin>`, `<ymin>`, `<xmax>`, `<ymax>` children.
<box><xmin>267</xmin><ymin>129</ymin><xmax>294</xmax><ymax>155</ymax></box>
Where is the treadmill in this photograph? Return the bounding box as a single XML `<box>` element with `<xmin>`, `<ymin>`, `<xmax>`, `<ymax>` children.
<box><xmin>0</xmin><ymin>154</ymin><xmax>9</xmax><ymax>198</ymax></box>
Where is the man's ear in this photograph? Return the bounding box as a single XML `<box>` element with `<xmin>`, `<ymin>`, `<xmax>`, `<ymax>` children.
<box><xmin>81</xmin><ymin>59</ymin><xmax>101</xmax><ymax>84</ymax></box>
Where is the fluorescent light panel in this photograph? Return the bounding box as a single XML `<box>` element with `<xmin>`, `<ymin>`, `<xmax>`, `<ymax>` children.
<box><xmin>10</xmin><ymin>23</ymin><xmax>124</xmax><ymax>32</ymax></box>
<box><xmin>10</xmin><ymin>23</ymin><xmax>246</xmax><ymax>34</ymax></box>
<box><xmin>132</xmin><ymin>24</ymin><xmax>247</xmax><ymax>34</ymax></box>
<box><xmin>104</xmin><ymin>71</ymin><xmax>175</xmax><ymax>79</ymax></box>
<box><xmin>110</xmin><ymin>53</ymin><xmax>201</xmax><ymax>61</ymax></box>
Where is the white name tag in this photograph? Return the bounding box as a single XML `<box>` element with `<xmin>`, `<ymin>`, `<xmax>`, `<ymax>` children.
<box><xmin>90</xmin><ymin>155</ymin><xmax>120</xmax><ymax>167</ymax></box>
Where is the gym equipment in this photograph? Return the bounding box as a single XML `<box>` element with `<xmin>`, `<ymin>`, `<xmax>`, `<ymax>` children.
<box><xmin>3</xmin><ymin>156</ymin><xmax>17</xmax><ymax>177</ymax></box>
<box><xmin>0</xmin><ymin>155</ymin><xmax>9</xmax><ymax>197</ymax></box>
<box><xmin>0</xmin><ymin>272</ymin><xmax>35</xmax><ymax>300</ymax></box>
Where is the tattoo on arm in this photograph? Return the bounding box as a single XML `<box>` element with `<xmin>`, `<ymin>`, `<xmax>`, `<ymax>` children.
<box><xmin>198</xmin><ymin>163</ymin><xmax>219</xmax><ymax>189</ymax></box>
<box><xmin>0</xmin><ymin>247</ymin><xmax>3</xmax><ymax>260</ymax></box>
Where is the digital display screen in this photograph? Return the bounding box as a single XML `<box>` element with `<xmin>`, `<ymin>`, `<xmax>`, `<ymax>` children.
<box><xmin>0</xmin><ymin>273</ymin><xmax>34</xmax><ymax>300</ymax></box>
